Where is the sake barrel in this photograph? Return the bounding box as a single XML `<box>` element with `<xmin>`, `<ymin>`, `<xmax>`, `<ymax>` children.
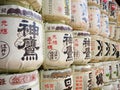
<box><xmin>0</xmin><ymin>70</ymin><xmax>40</xmax><ymax>90</ymax></box>
<box><xmin>43</xmin><ymin>23</ymin><xmax>74</xmax><ymax>70</ymax></box>
<box><xmin>73</xmin><ymin>31</ymin><xmax>91</xmax><ymax>65</ymax></box>
<box><xmin>88</xmin><ymin>0</ymin><xmax>100</xmax><ymax>7</ymax></box>
<box><xmin>103</xmin><ymin>61</ymin><xmax>111</xmax><ymax>84</ymax></box>
<box><xmin>42</xmin><ymin>0</ymin><xmax>71</xmax><ymax>23</ymax></box>
<box><xmin>88</xmin><ymin>6</ymin><xmax>101</xmax><ymax>34</ymax></box>
<box><xmin>102</xmin><ymin>37</ymin><xmax>110</xmax><ymax>61</ymax></box>
<box><xmin>99</xmin><ymin>12</ymin><xmax>109</xmax><ymax>38</ymax></box>
<box><xmin>70</xmin><ymin>0</ymin><xmax>89</xmax><ymax>30</ymax></box>
<box><xmin>40</xmin><ymin>68</ymin><xmax>73</xmax><ymax>90</ymax></box>
<box><xmin>90</xmin><ymin>35</ymin><xmax>103</xmax><ymax>63</ymax></box>
<box><xmin>109</xmin><ymin>21</ymin><xmax>116</xmax><ymax>39</ymax></box>
<box><xmin>0</xmin><ymin>5</ymin><xmax>43</xmax><ymax>73</ymax></box>
<box><xmin>72</xmin><ymin>65</ymin><xmax>92</xmax><ymax>90</ymax></box>
<box><xmin>90</xmin><ymin>62</ymin><xmax>104</xmax><ymax>90</ymax></box>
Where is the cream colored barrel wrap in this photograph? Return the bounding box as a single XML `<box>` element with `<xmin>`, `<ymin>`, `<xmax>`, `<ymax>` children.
<box><xmin>102</xmin><ymin>84</ymin><xmax>113</xmax><ymax>90</ymax></box>
<box><xmin>115</xmin><ymin>26</ymin><xmax>120</xmax><ymax>41</ymax></box>
<box><xmin>42</xmin><ymin>0</ymin><xmax>71</xmax><ymax>23</ymax></box>
<box><xmin>43</xmin><ymin>23</ymin><xmax>73</xmax><ymax>69</ymax></box>
<box><xmin>73</xmin><ymin>31</ymin><xmax>91</xmax><ymax>65</ymax></box>
<box><xmin>90</xmin><ymin>63</ymin><xmax>104</xmax><ymax>89</ymax></box>
<box><xmin>0</xmin><ymin>16</ymin><xmax>43</xmax><ymax>73</ymax></box>
<box><xmin>90</xmin><ymin>35</ymin><xmax>103</xmax><ymax>62</ymax></box>
<box><xmin>72</xmin><ymin>65</ymin><xmax>92</xmax><ymax>90</ymax></box>
<box><xmin>103</xmin><ymin>62</ymin><xmax>111</xmax><ymax>84</ymax></box>
<box><xmin>88</xmin><ymin>6</ymin><xmax>101</xmax><ymax>34</ymax></box>
<box><xmin>70</xmin><ymin>0</ymin><xmax>89</xmax><ymax>30</ymax></box>
<box><xmin>40</xmin><ymin>68</ymin><xmax>73</xmax><ymax>90</ymax></box>
<box><xmin>111</xmin><ymin>80</ymin><xmax>120</xmax><ymax>90</ymax></box>
<box><xmin>109</xmin><ymin>21</ymin><xmax>116</xmax><ymax>39</ymax></box>
<box><xmin>0</xmin><ymin>70</ymin><xmax>40</xmax><ymax>90</ymax></box>
<box><xmin>100</xmin><ymin>12</ymin><xmax>109</xmax><ymax>38</ymax></box>
<box><xmin>111</xmin><ymin>61</ymin><xmax>119</xmax><ymax>80</ymax></box>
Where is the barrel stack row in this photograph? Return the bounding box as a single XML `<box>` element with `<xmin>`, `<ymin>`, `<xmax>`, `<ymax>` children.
<box><xmin>0</xmin><ymin>0</ymin><xmax>120</xmax><ymax>90</ymax></box>
<box><xmin>0</xmin><ymin>0</ymin><xmax>43</xmax><ymax>90</ymax></box>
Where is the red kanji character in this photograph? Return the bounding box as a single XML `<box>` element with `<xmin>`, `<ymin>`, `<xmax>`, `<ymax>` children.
<box><xmin>58</xmin><ymin>6</ymin><xmax>63</xmax><ymax>12</ymax></box>
<box><xmin>45</xmin><ymin>84</ymin><xmax>49</xmax><ymax>88</ymax></box>
<box><xmin>52</xmin><ymin>35</ymin><xmax>57</xmax><ymax>39</ymax></box>
<box><xmin>53</xmin><ymin>41</ymin><xmax>57</xmax><ymax>45</ymax></box>
<box><xmin>2</xmin><ymin>28</ymin><xmax>8</xmax><ymax>34</ymax></box>
<box><xmin>1</xmin><ymin>20</ymin><xmax>7</xmax><ymax>26</ymax></box>
<box><xmin>47</xmin><ymin>37</ymin><xmax>52</xmax><ymax>44</ymax></box>
<box><xmin>48</xmin><ymin>45</ymin><xmax>53</xmax><ymax>50</ymax></box>
<box><xmin>50</xmin><ymin>84</ymin><xmax>54</xmax><ymax>89</ymax></box>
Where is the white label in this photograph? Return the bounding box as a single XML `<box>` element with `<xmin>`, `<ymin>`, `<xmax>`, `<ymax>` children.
<box><xmin>0</xmin><ymin>17</ymin><xmax>43</xmax><ymax>72</ymax></box>
<box><xmin>44</xmin><ymin>32</ymin><xmax>73</xmax><ymax>69</ymax></box>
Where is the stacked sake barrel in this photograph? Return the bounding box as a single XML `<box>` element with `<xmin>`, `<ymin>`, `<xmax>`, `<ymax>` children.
<box><xmin>69</xmin><ymin>0</ymin><xmax>93</xmax><ymax>90</ymax></box>
<box><xmin>101</xmin><ymin>0</ymin><xmax>120</xmax><ymax>89</ymax></box>
<box><xmin>40</xmin><ymin>0</ymin><xmax>74</xmax><ymax>90</ymax></box>
<box><xmin>0</xmin><ymin>0</ymin><xmax>43</xmax><ymax>90</ymax></box>
<box><xmin>87</xmin><ymin>0</ymin><xmax>105</xmax><ymax>90</ymax></box>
